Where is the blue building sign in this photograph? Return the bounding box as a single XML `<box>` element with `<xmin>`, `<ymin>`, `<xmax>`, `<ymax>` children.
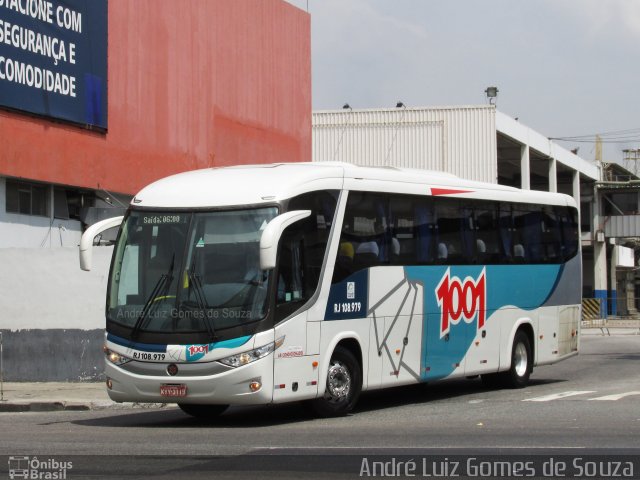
<box><xmin>0</xmin><ymin>0</ymin><xmax>108</xmax><ymax>130</ymax></box>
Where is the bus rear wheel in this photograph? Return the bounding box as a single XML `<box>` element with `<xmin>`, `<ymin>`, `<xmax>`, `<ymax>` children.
<box><xmin>309</xmin><ymin>346</ymin><xmax>362</xmax><ymax>417</ymax></box>
<box><xmin>178</xmin><ymin>403</ymin><xmax>228</xmax><ymax>419</ymax></box>
<box><xmin>503</xmin><ymin>331</ymin><xmax>532</xmax><ymax>388</ymax></box>
<box><xmin>481</xmin><ymin>331</ymin><xmax>532</xmax><ymax>389</ymax></box>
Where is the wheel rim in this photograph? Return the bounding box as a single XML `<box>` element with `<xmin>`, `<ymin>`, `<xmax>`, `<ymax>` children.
<box><xmin>514</xmin><ymin>342</ymin><xmax>528</xmax><ymax>377</ymax></box>
<box><xmin>325</xmin><ymin>360</ymin><xmax>351</xmax><ymax>403</ymax></box>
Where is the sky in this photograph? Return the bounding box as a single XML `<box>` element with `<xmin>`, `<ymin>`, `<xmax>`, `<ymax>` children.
<box><xmin>285</xmin><ymin>0</ymin><xmax>640</xmax><ymax>164</ymax></box>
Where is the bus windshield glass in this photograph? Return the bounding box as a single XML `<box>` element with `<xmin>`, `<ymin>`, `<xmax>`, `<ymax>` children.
<box><xmin>107</xmin><ymin>207</ymin><xmax>278</xmax><ymax>338</ymax></box>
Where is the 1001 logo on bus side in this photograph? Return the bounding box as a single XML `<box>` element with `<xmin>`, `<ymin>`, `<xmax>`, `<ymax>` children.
<box><xmin>436</xmin><ymin>268</ymin><xmax>486</xmax><ymax>338</ymax></box>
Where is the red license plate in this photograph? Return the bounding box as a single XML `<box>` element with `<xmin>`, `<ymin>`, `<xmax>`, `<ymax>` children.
<box><xmin>160</xmin><ymin>384</ymin><xmax>187</xmax><ymax>397</ymax></box>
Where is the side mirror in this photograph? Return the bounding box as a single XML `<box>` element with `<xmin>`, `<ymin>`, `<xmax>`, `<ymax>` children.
<box><xmin>79</xmin><ymin>216</ymin><xmax>124</xmax><ymax>271</ymax></box>
<box><xmin>260</xmin><ymin>210</ymin><xmax>311</xmax><ymax>270</ymax></box>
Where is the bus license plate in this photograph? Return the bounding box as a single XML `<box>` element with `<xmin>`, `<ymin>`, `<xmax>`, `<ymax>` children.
<box><xmin>160</xmin><ymin>384</ymin><xmax>187</xmax><ymax>397</ymax></box>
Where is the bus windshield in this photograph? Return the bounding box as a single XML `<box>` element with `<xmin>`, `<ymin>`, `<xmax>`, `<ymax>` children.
<box><xmin>107</xmin><ymin>207</ymin><xmax>278</xmax><ymax>340</ymax></box>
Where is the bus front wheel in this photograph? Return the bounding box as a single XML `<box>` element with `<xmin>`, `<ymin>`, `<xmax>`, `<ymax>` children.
<box><xmin>310</xmin><ymin>346</ymin><xmax>362</xmax><ymax>417</ymax></box>
<box><xmin>178</xmin><ymin>403</ymin><xmax>228</xmax><ymax>419</ymax></box>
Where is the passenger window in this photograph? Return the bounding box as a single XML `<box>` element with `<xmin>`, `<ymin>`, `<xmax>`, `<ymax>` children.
<box><xmin>512</xmin><ymin>207</ymin><xmax>531</xmax><ymax>262</ymax></box>
<box><xmin>498</xmin><ymin>205</ymin><xmax>515</xmax><ymax>263</ymax></box>
<box><xmin>331</xmin><ymin>192</ymin><xmax>577</xmax><ymax>272</ymax></box>
<box><xmin>332</xmin><ymin>192</ymin><xmax>390</xmax><ymax>283</ymax></box>
<box><xmin>389</xmin><ymin>196</ymin><xmax>431</xmax><ymax>265</ymax></box>
<box><xmin>436</xmin><ymin>201</ymin><xmax>466</xmax><ymax>264</ymax></box>
<box><xmin>475</xmin><ymin>205</ymin><xmax>502</xmax><ymax>263</ymax></box>
<box><xmin>541</xmin><ymin>207</ymin><xmax>562</xmax><ymax>262</ymax></box>
<box><xmin>558</xmin><ymin>206</ymin><xmax>579</xmax><ymax>261</ymax></box>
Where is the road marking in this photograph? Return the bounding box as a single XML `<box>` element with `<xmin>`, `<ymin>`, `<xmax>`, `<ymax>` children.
<box><xmin>523</xmin><ymin>391</ymin><xmax>595</xmax><ymax>402</ymax></box>
<box><xmin>588</xmin><ymin>391</ymin><xmax>640</xmax><ymax>401</ymax></box>
<box><xmin>251</xmin><ymin>446</ymin><xmax>589</xmax><ymax>453</ymax></box>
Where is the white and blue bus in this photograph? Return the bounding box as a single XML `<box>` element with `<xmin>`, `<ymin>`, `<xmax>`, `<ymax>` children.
<box><xmin>80</xmin><ymin>162</ymin><xmax>581</xmax><ymax>417</ymax></box>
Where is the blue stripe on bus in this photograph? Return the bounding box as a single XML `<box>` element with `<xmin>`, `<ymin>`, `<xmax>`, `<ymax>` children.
<box><xmin>325</xmin><ymin>264</ymin><xmax>564</xmax><ymax>322</ymax></box>
<box><xmin>107</xmin><ymin>334</ymin><xmax>167</xmax><ymax>353</ymax></box>
<box><xmin>404</xmin><ymin>264</ymin><xmax>563</xmax><ymax>381</ymax></box>
<box><xmin>208</xmin><ymin>336</ymin><xmax>252</xmax><ymax>350</ymax></box>
<box><xmin>324</xmin><ymin>264</ymin><xmax>564</xmax><ymax>380</ymax></box>
<box><xmin>106</xmin><ymin>334</ymin><xmax>252</xmax><ymax>352</ymax></box>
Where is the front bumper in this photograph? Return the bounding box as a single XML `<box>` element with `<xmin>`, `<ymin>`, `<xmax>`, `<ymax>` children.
<box><xmin>105</xmin><ymin>354</ymin><xmax>274</xmax><ymax>405</ymax></box>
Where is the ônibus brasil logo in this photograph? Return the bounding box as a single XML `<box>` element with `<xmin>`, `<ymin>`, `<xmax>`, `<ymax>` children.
<box><xmin>435</xmin><ymin>268</ymin><xmax>486</xmax><ymax>338</ymax></box>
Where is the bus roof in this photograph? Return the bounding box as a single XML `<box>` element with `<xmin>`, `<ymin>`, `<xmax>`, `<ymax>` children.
<box><xmin>132</xmin><ymin>162</ymin><xmax>577</xmax><ymax>209</ymax></box>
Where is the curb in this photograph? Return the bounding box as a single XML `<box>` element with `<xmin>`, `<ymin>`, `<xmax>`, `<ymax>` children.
<box><xmin>0</xmin><ymin>401</ymin><xmax>82</xmax><ymax>412</ymax></box>
<box><xmin>0</xmin><ymin>401</ymin><xmax>171</xmax><ymax>412</ymax></box>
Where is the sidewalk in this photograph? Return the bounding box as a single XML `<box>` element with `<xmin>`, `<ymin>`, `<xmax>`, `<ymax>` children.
<box><xmin>0</xmin><ymin>382</ymin><xmax>170</xmax><ymax>412</ymax></box>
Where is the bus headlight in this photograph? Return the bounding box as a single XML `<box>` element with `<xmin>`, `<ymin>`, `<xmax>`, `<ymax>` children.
<box><xmin>218</xmin><ymin>336</ymin><xmax>284</xmax><ymax>368</ymax></box>
<box><xmin>104</xmin><ymin>347</ymin><xmax>132</xmax><ymax>366</ymax></box>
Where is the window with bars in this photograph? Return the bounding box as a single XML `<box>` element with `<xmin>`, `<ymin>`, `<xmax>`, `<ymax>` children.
<box><xmin>6</xmin><ymin>180</ymin><xmax>50</xmax><ymax>217</ymax></box>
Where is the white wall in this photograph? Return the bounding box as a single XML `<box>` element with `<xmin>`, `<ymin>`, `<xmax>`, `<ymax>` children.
<box><xmin>0</xmin><ymin>178</ymin><xmax>83</xmax><ymax>248</ymax></box>
<box><xmin>0</xmin><ymin>246</ymin><xmax>113</xmax><ymax>329</ymax></box>
<box><xmin>313</xmin><ymin>106</ymin><xmax>498</xmax><ymax>183</ymax></box>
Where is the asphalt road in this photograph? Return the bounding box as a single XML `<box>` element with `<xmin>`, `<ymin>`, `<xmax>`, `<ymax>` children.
<box><xmin>1</xmin><ymin>334</ymin><xmax>639</xmax><ymax>478</ymax></box>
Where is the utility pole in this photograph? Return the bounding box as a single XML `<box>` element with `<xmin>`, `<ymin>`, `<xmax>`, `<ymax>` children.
<box><xmin>593</xmin><ymin>134</ymin><xmax>607</xmax><ymax>317</ymax></box>
<box><xmin>595</xmin><ymin>134</ymin><xmax>603</xmax><ymax>163</ymax></box>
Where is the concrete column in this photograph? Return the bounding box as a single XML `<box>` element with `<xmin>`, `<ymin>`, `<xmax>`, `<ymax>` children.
<box><xmin>610</xmin><ymin>245</ymin><xmax>617</xmax><ymax>316</ymax></box>
<box><xmin>594</xmin><ymin>241</ymin><xmax>608</xmax><ymax>317</ymax></box>
<box><xmin>520</xmin><ymin>145</ymin><xmax>530</xmax><ymax>190</ymax></box>
<box><xmin>626</xmin><ymin>271</ymin><xmax>637</xmax><ymax>315</ymax></box>
<box><xmin>48</xmin><ymin>185</ymin><xmax>54</xmax><ymax>248</ymax></box>
<box><xmin>572</xmin><ymin>170</ymin><xmax>580</xmax><ymax>206</ymax></box>
<box><xmin>593</xmin><ymin>187</ymin><xmax>608</xmax><ymax>317</ymax></box>
<box><xmin>548</xmin><ymin>157</ymin><xmax>557</xmax><ymax>193</ymax></box>
<box><xmin>572</xmin><ymin>170</ymin><xmax>581</xmax><ymax>232</ymax></box>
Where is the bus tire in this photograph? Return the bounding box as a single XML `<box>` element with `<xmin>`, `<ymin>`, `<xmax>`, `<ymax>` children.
<box><xmin>310</xmin><ymin>346</ymin><xmax>362</xmax><ymax>417</ymax></box>
<box><xmin>178</xmin><ymin>403</ymin><xmax>228</xmax><ymax>419</ymax></box>
<box><xmin>502</xmin><ymin>331</ymin><xmax>532</xmax><ymax>388</ymax></box>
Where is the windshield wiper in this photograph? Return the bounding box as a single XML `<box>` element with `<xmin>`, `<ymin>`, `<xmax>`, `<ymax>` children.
<box><xmin>187</xmin><ymin>271</ymin><xmax>208</xmax><ymax>309</ymax></box>
<box><xmin>183</xmin><ymin>244</ymin><xmax>216</xmax><ymax>341</ymax></box>
<box><xmin>185</xmin><ymin>271</ymin><xmax>217</xmax><ymax>341</ymax></box>
<box><xmin>131</xmin><ymin>255</ymin><xmax>175</xmax><ymax>339</ymax></box>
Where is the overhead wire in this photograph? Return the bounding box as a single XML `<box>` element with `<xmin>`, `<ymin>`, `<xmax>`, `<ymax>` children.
<box><xmin>550</xmin><ymin>127</ymin><xmax>640</xmax><ymax>144</ymax></box>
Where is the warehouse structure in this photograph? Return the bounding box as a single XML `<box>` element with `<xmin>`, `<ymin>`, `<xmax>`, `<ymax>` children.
<box><xmin>595</xmin><ymin>162</ymin><xmax>640</xmax><ymax>317</ymax></box>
